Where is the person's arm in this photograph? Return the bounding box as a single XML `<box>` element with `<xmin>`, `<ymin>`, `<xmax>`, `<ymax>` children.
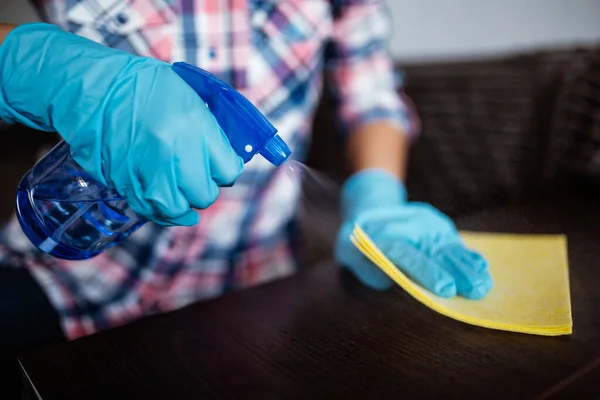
<box><xmin>346</xmin><ymin>122</ymin><xmax>409</xmax><ymax>181</ymax></box>
<box><xmin>329</xmin><ymin>2</ymin><xmax>492</xmax><ymax>299</ymax></box>
<box><xmin>324</xmin><ymin>1</ymin><xmax>419</xmax><ymax>181</ymax></box>
<box><xmin>0</xmin><ymin>24</ymin><xmax>16</xmax><ymax>45</ymax></box>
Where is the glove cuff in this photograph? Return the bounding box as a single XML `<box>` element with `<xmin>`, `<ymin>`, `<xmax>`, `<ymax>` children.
<box><xmin>341</xmin><ymin>168</ymin><xmax>407</xmax><ymax>219</ymax></box>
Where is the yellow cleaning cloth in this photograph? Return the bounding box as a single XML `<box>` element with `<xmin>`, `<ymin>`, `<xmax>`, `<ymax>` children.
<box><xmin>351</xmin><ymin>227</ymin><xmax>572</xmax><ymax>336</ymax></box>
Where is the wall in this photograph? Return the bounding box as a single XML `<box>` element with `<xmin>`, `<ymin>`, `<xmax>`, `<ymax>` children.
<box><xmin>1</xmin><ymin>1</ymin><xmax>40</xmax><ymax>24</ymax></box>
<box><xmin>387</xmin><ymin>0</ymin><xmax>600</xmax><ymax>62</ymax></box>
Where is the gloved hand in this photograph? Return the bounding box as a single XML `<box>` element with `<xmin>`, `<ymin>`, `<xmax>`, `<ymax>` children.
<box><xmin>336</xmin><ymin>169</ymin><xmax>493</xmax><ymax>299</ymax></box>
<box><xmin>0</xmin><ymin>23</ymin><xmax>242</xmax><ymax>226</ymax></box>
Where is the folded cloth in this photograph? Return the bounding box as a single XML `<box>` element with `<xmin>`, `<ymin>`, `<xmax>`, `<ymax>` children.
<box><xmin>351</xmin><ymin>227</ymin><xmax>572</xmax><ymax>336</ymax></box>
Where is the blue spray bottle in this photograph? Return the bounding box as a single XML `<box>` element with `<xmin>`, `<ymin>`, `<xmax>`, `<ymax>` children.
<box><xmin>15</xmin><ymin>62</ymin><xmax>291</xmax><ymax>260</ymax></box>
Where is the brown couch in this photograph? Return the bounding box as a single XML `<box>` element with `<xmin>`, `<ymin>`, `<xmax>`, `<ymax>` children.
<box><xmin>307</xmin><ymin>46</ymin><xmax>600</xmax><ymax>216</ymax></box>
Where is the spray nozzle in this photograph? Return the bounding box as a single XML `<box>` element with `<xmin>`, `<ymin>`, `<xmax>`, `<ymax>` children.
<box><xmin>261</xmin><ymin>135</ymin><xmax>292</xmax><ymax>166</ymax></box>
<box><xmin>171</xmin><ymin>62</ymin><xmax>291</xmax><ymax>166</ymax></box>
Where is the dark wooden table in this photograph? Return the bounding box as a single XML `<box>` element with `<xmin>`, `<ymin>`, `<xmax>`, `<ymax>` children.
<box><xmin>19</xmin><ymin>191</ymin><xmax>600</xmax><ymax>399</ymax></box>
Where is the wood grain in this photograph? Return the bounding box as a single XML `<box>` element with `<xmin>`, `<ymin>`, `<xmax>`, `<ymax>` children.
<box><xmin>20</xmin><ymin>191</ymin><xmax>600</xmax><ymax>399</ymax></box>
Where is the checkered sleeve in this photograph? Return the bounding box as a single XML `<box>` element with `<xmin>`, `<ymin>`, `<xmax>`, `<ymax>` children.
<box><xmin>325</xmin><ymin>0</ymin><xmax>419</xmax><ymax>138</ymax></box>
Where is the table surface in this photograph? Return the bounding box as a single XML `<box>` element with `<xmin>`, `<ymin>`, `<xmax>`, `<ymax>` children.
<box><xmin>19</xmin><ymin>191</ymin><xmax>600</xmax><ymax>399</ymax></box>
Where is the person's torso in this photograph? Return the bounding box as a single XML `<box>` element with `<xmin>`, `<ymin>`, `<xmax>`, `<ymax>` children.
<box><xmin>7</xmin><ymin>0</ymin><xmax>340</xmax><ymax>325</ymax></box>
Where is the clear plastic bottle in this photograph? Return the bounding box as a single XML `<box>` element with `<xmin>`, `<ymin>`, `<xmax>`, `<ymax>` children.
<box><xmin>17</xmin><ymin>140</ymin><xmax>146</xmax><ymax>259</ymax></box>
<box><xmin>16</xmin><ymin>62</ymin><xmax>291</xmax><ymax>260</ymax></box>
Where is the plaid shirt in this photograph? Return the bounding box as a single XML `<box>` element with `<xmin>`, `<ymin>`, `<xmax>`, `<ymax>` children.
<box><xmin>1</xmin><ymin>0</ymin><xmax>417</xmax><ymax>339</ymax></box>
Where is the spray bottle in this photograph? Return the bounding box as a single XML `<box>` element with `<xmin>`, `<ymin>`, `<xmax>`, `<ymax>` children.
<box><xmin>15</xmin><ymin>62</ymin><xmax>291</xmax><ymax>260</ymax></box>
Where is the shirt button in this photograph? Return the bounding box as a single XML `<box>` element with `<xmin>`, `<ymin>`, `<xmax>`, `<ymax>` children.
<box><xmin>116</xmin><ymin>13</ymin><xmax>128</xmax><ymax>24</ymax></box>
<box><xmin>209</xmin><ymin>47</ymin><xmax>217</xmax><ymax>59</ymax></box>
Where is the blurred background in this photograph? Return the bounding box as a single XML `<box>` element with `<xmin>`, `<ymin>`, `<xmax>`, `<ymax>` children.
<box><xmin>4</xmin><ymin>1</ymin><xmax>600</xmax><ymax>61</ymax></box>
<box><xmin>1</xmin><ymin>0</ymin><xmax>600</xmax><ymax>227</ymax></box>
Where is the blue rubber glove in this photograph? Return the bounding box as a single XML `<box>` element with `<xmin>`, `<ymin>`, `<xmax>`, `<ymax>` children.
<box><xmin>0</xmin><ymin>23</ymin><xmax>243</xmax><ymax>226</ymax></box>
<box><xmin>336</xmin><ymin>169</ymin><xmax>493</xmax><ymax>299</ymax></box>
